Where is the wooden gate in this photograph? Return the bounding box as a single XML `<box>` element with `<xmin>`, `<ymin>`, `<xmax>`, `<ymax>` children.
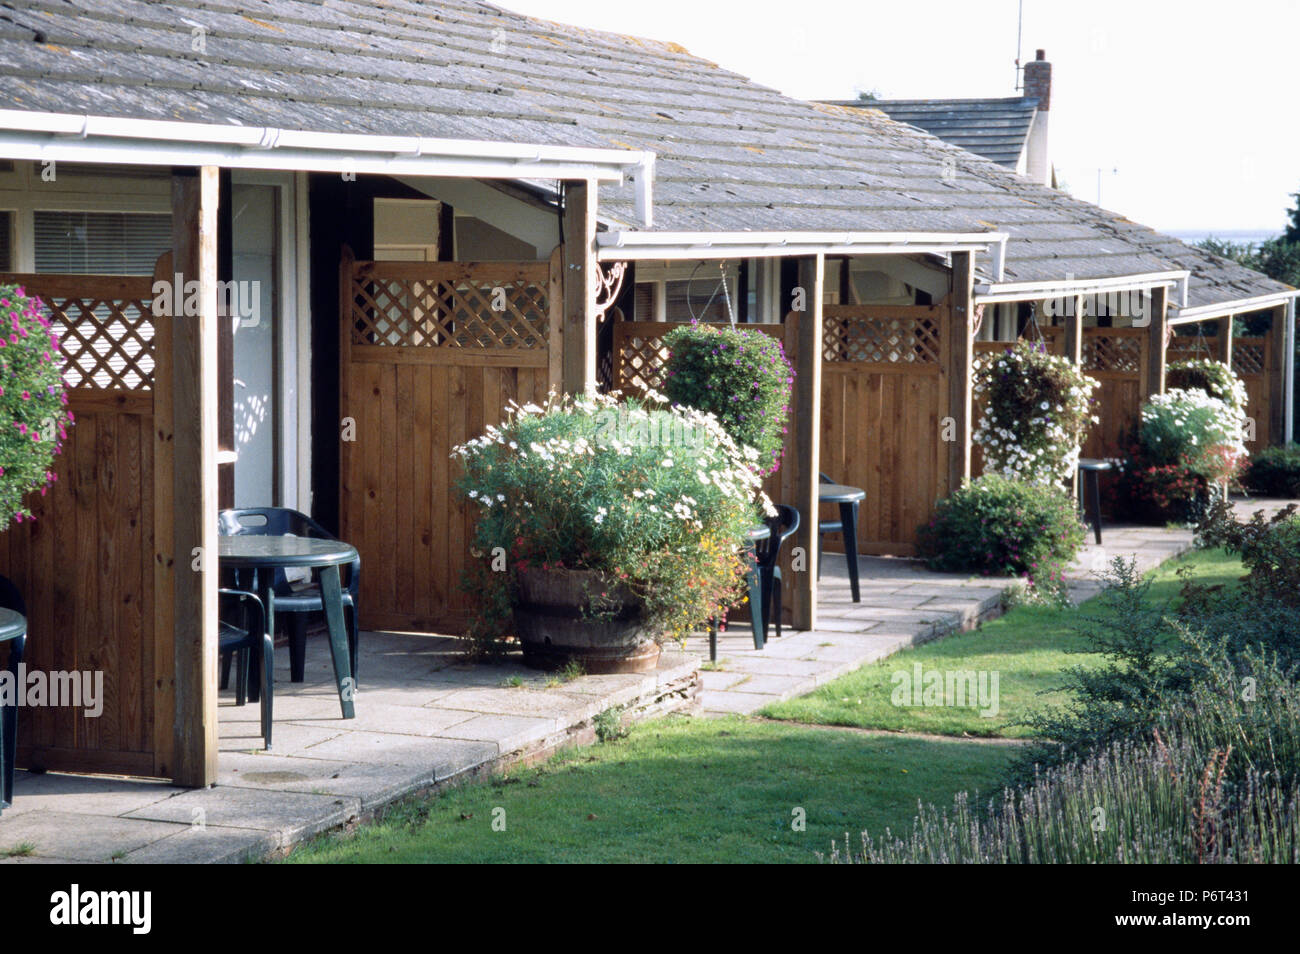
<box><xmin>819</xmin><ymin>305</ymin><xmax>949</xmax><ymax>553</ymax></box>
<box><xmin>0</xmin><ymin>262</ymin><xmax>174</xmax><ymax>777</ymax></box>
<box><xmin>1081</xmin><ymin>327</ymin><xmax>1148</xmax><ymax>460</ymax></box>
<box><xmin>339</xmin><ymin>250</ymin><xmax>562</xmax><ymax>633</ymax></box>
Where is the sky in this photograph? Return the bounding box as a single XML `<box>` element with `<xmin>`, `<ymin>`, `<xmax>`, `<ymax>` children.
<box><xmin>497</xmin><ymin>0</ymin><xmax>1300</xmax><ymax>235</ymax></box>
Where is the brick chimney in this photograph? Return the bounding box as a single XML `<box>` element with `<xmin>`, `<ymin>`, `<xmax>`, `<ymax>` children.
<box><xmin>1022</xmin><ymin>49</ymin><xmax>1051</xmax><ymax>111</ymax></box>
<box><xmin>1022</xmin><ymin>49</ymin><xmax>1052</xmax><ymax>186</ymax></box>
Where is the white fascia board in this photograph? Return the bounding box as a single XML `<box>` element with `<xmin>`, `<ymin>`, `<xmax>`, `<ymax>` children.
<box><xmin>974</xmin><ymin>270</ymin><xmax>1190</xmax><ymax>305</ymax></box>
<box><xmin>0</xmin><ymin>110</ymin><xmax>654</xmax><ymax>211</ymax></box>
<box><xmin>595</xmin><ymin>230</ymin><xmax>1006</xmax><ymax>262</ymax></box>
<box><xmin>1169</xmin><ymin>288</ymin><xmax>1300</xmax><ymax>324</ymax></box>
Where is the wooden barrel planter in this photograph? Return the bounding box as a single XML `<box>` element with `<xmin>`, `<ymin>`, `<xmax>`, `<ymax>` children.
<box><xmin>513</xmin><ymin>567</ymin><xmax>662</xmax><ymax>674</ymax></box>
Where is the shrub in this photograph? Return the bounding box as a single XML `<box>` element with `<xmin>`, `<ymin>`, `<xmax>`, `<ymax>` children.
<box><xmin>972</xmin><ymin>340</ymin><xmax>1097</xmax><ymax>485</ymax></box>
<box><xmin>454</xmin><ymin>391</ymin><xmax>771</xmax><ymax>651</ymax></box>
<box><xmin>1244</xmin><ymin>443</ymin><xmax>1300</xmax><ymax>497</ymax></box>
<box><xmin>1107</xmin><ymin>455</ymin><xmax>1214</xmax><ymax>526</ymax></box>
<box><xmin>661</xmin><ymin>323</ymin><xmax>794</xmax><ymax>476</ymax></box>
<box><xmin>1166</xmin><ymin>358</ymin><xmax>1249</xmax><ymax>420</ymax></box>
<box><xmin>915</xmin><ymin>474</ymin><xmax>1086</xmax><ymax>596</ymax></box>
<box><xmin>1010</xmin><ymin>557</ymin><xmax>1300</xmax><ymax>783</ymax></box>
<box><xmin>1137</xmin><ymin>387</ymin><xmax>1247</xmax><ymax>483</ymax></box>
<box><xmin>0</xmin><ymin>284</ymin><xmax>73</xmax><ymax>527</ymax></box>
<box><xmin>1196</xmin><ymin>499</ymin><xmax>1300</xmax><ymax>608</ymax></box>
<box><xmin>832</xmin><ymin>731</ymin><xmax>1300</xmax><ymax>864</ymax></box>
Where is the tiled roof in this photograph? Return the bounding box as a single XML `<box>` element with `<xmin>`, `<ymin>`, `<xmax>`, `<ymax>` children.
<box><xmin>0</xmin><ymin>0</ymin><xmax>1289</xmax><ymax>309</ymax></box>
<box><xmin>825</xmin><ymin>97</ymin><xmax>1037</xmax><ymax>168</ymax></box>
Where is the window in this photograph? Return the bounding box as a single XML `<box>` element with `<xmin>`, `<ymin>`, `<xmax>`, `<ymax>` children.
<box><xmin>34</xmin><ymin>210</ymin><xmax>171</xmax><ymax>274</ymax></box>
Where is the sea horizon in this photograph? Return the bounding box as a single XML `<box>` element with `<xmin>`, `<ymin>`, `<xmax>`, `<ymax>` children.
<box><xmin>1164</xmin><ymin>228</ymin><xmax>1281</xmax><ymax>246</ymax></box>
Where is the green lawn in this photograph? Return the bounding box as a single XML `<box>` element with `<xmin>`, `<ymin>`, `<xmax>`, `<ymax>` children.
<box><xmin>286</xmin><ymin>715</ymin><xmax>1013</xmax><ymax>864</ymax></box>
<box><xmin>760</xmin><ymin>547</ymin><xmax>1245</xmax><ymax>738</ymax></box>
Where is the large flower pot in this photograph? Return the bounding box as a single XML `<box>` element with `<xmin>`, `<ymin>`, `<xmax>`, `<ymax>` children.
<box><xmin>513</xmin><ymin>567</ymin><xmax>662</xmax><ymax>674</ymax></box>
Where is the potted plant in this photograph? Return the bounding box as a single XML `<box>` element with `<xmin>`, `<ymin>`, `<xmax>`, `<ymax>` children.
<box><xmin>661</xmin><ymin>323</ymin><xmax>794</xmax><ymax>476</ymax></box>
<box><xmin>0</xmin><ymin>285</ymin><xmax>73</xmax><ymax>602</ymax></box>
<box><xmin>972</xmin><ymin>340</ymin><xmax>1097</xmax><ymax>486</ymax></box>
<box><xmin>454</xmin><ymin>391</ymin><xmax>772</xmax><ymax>672</ymax></box>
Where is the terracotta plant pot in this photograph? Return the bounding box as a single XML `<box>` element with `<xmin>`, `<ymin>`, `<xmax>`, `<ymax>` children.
<box><xmin>513</xmin><ymin>566</ymin><xmax>662</xmax><ymax>674</ymax></box>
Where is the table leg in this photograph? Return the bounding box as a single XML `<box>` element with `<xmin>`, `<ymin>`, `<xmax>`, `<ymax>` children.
<box><xmin>3</xmin><ymin>632</ymin><xmax>23</xmax><ymax>808</ymax></box>
<box><xmin>319</xmin><ymin>564</ymin><xmax>356</xmax><ymax>719</ymax></box>
<box><xmin>1089</xmin><ymin>470</ymin><xmax>1103</xmax><ymax>545</ymax></box>
<box><xmin>840</xmin><ymin>501</ymin><xmax>861</xmax><ymax>603</ymax></box>
<box><xmin>746</xmin><ymin>548</ymin><xmax>764</xmax><ymax>650</ymax></box>
<box><xmin>249</xmin><ymin>577</ymin><xmax>275</xmax><ymax>705</ymax></box>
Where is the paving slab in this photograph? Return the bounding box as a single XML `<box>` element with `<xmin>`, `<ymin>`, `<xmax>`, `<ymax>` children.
<box><xmin>0</xmin><ymin>810</ymin><xmax>186</xmax><ymax>863</ymax></box>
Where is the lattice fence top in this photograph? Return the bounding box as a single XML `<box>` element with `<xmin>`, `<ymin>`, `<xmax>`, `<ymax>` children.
<box><xmin>1166</xmin><ymin>337</ymin><xmax>1217</xmax><ymax>362</ymax></box>
<box><xmin>1083</xmin><ymin>332</ymin><xmax>1142</xmax><ymax>374</ymax></box>
<box><xmin>12</xmin><ymin>285</ymin><xmax>156</xmax><ymax>390</ymax></box>
<box><xmin>349</xmin><ymin>270</ymin><xmax>550</xmax><ymax>351</ymax></box>
<box><xmin>823</xmin><ymin>310</ymin><xmax>940</xmax><ymax>365</ymax></box>
<box><xmin>612</xmin><ymin>320</ymin><xmax>783</xmax><ymax>396</ymax></box>
<box><xmin>1233</xmin><ymin>340</ymin><xmax>1266</xmax><ymax>375</ymax></box>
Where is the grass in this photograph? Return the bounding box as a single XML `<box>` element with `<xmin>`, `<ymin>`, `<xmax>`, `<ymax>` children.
<box><xmin>286</xmin><ymin>715</ymin><xmax>1014</xmax><ymax>864</ymax></box>
<box><xmin>760</xmin><ymin>547</ymin><xmax>1246</xmax><ymax>738</ymax></box>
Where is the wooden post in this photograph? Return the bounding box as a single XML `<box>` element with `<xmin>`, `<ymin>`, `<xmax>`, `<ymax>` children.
<box><xmin>1143</xmin><ymin>285</ymin><xmax>1169</xmax><ymax>399</ymax></box>
<box><xmin>1216</xmin><ymin>315</ymin><xmax>1234</xmax><ymax>368</ymax></box>
<box><xmin>560</xmin><ymin>180</ymin><xmax>597</xmax><ymax>395</ymax></box>
<box><xmin>1062</xmin><ymin>294</ymin><xmax>1084</xmax><ymax>364</ymax></box>
<box><xmin>151</xmin><ymin>251</ymin><xmax>176</xmax><ymax>779</ymax></box>
<box><xmin>945</xmin><ymin>251</ymin><xmax>975</xmax><ymax>494</ymax></box>
<box><xmin>1268</xmin><ymin>302</ymin><xmax>1288</xmax><ymax>446</ymax></box>
<box><xmin>791</xmin><ymin>255</ymin><xmax>824</xmax><ymax>631</ymax></box>
<box><xmin>170</xmin><ymin>167</ymin><xmax>220</xmax><ymax>787</ymax></box>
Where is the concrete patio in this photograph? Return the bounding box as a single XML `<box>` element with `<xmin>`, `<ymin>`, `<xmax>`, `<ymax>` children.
<box><xmin>1</xmin><ymin>495</ymin><xmax>1292</xmax><ymax>863</ymax></box>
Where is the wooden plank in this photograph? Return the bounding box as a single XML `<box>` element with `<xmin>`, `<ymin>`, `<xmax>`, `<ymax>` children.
<box><xmin>170</xmin><ymin>167</ymin><xmax>219</xmax><ymax>788</ymax></box>
<box><xmin>348</xmin><ymin>345</ymin><xmax>548</xmax><ymax>368</ymax></box>
<box><xmin>1142</xmin><ymin>285</ymin><xmax>1168</xmax><ymax>399</ymax></box>
<box><xmin>412</xmin><ymin>363</ymin><xmax>434</xmax><ymax>620</ymax></box>
<box><xmin>353</xmin><ymin>260</ymin><xmax>549</xmax><ymax>283</ymax></box>
<box><xmin>945</xmin><ymin>251</ymin><xmax>974</xmax><ymax>495</ymax></box>
<box><xmin>1268</xmin><ymin>303</ymin><xmax>1287</xmax><ymax>445</ymax></box>
<box><xmin>791</xmin><ymin>255</ymin><xmax>823</xmax><ymax>631</ymax></box>
<box><xmin>548</xmin><ymin>245</ymin><xmax>564</xmax><ymax>391</ymax></box>
<box><xmin>560</xmin><ymin>180</ymin><xmax>597</xmax><ymax>394</ymax></box>
<box><xmin>394</xmin><ymin>363</ymin><xmax>415</xmax><ymax>616</ymax></box>
<box><xmin>1216</xmin><ymin>316</ymin><xmax>1234</xmax><ymax>368</ymax></box>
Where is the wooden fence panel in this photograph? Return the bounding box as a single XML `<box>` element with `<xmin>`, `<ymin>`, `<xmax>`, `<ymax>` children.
<box><xmin>339</xmin><ymin>251</ymin><xmax>562</xmax><ymax>633</ymax></box>
<box><xmin>0</xmin><ymin>269</ymin><xmax>170</xmax><ymax>777</ymax></box>
<box><xmin>1234</xmin><ymin>336</ymin><xmax>1271</xmax><ymax>452</ymax></box>
<box><xmin>1080</xmin><ymin>327</ymin><xmax>1148</xmax><ymax>461</ymax></box>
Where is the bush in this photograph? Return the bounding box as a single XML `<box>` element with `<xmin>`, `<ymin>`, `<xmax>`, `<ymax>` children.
<box><xmin>0</xmin><ymin>284</ymin><xmax>73</xmax><ymax>527</ymax></box>
<box><xmin>1107</xmin><ymin>456</ymin><xmax>1214</xmax><ymax>526</ymax></box>
<box><xmin>972</xmin><ymin>340</ymin><xmax>1097</xmax><ymax>486</ymax></box>
<box><xmin>833</xmin><ymin>730</ymin><xmax>1300</xmax><ymax>864</ymax></box>
<box><xmin>1197</xmin><ymin>499</ymin><xmax>1300</xmax><ymax>608</ymax></box>
<box><xmin>1245</xmin><ymin>443</ymin><xmax>1300</xmax><ymax>497</ymax></box>
<box><xmin>661</xmin><ymin>323</ymin><xmax>793</xmax><ymax>476</ymax></box>
<box><xmin>454</xmin><ymin>391</ymin><xmax>771</xmax><ymax>650</ymax></box>
<box><xmin>1010</xmin><ymin>557</ymin><xmax>1300</xmax><ymax>783</ymax></box>
<box><xmin>915</xmin><ymin>475</ymin><xmax>1086</xmax><ymax>595</ymax></box>
<box><xmin>1137</xmin><ymin>388</ymin><xmax>1247</xmax><ymax>483</ymax></box>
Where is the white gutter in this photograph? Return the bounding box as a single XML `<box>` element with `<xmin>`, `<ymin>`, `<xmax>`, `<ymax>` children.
<box><xmin>1168</xmin><ymin>288</ymin><xmax>1300</xmax><ymax>325</ymax></box>
<box><xmin>596</xmin><ymin>229</ymin><xmax>1008</xmax><ymax>263</ymax></box>
<box><xmin>0</xmin><ymin>109</ymin><xmax>656</xmax><ymax>225</ymax></box>
<box><xmin>974</xmin><ymin>270</ymin><xmax>1190</xmax><ymax>305</ymax></box>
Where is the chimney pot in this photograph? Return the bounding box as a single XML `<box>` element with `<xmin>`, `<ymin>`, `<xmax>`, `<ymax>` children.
<box><xmin>1035</xmin><ymin>48</ymin><xmax>1046</xmax><ymax>61</ymax></box>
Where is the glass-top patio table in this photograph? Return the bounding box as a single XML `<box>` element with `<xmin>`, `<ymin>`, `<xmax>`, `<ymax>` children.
<box><xmin>217</xmin><ymin>536</ymin><xmax>358</xmax><ymax>719</ymax></box>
